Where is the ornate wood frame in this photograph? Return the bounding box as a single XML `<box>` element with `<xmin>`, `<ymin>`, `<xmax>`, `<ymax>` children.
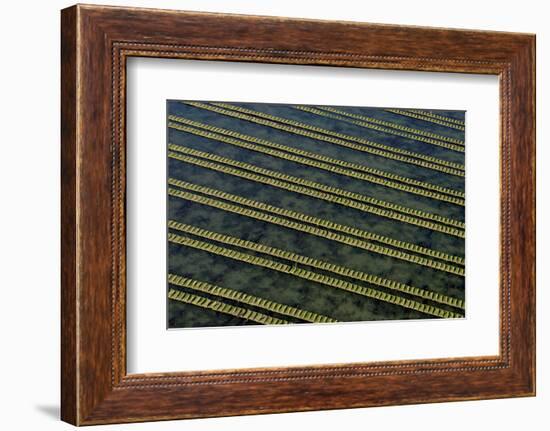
<box><xmin>61</xmin><ymin>4</ymin><xmax>536</xmax><ymax>425</ymax></box>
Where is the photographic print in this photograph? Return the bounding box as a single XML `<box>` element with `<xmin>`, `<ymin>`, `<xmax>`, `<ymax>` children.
<box><xmin>166</xmin><ymin>101</ymin><xmax>465</xmax><ymax>329</ymax></box>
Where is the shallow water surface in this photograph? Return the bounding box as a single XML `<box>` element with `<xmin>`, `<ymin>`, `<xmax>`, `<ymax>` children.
<box><xmin>166</xmin><ymin>101</ymin><xmax>466</xmax><ymax>328</ymax></box>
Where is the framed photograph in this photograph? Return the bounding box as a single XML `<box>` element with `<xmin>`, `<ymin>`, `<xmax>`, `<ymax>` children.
<box><xmin>61</xmin><ymin>4</ymin><xmax>536</xmax><ymax>425</ymax></box>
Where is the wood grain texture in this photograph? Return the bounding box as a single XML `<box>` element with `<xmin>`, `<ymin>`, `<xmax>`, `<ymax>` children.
<box><xmin>60</xmin><ymin>5</ymin><xmax>78</xmax><ymax>425</ymax></box>
<box><xmin>60</xmin><ymin>4</ymin><xmax>536</xmax><ymax>425</ymax></box>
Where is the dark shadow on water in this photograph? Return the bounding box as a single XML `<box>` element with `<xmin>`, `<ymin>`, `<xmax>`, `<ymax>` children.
<box><xmin>35</xmin><ymin>404</ymin><xmax>59</xmax><ymax>420</ymax></box>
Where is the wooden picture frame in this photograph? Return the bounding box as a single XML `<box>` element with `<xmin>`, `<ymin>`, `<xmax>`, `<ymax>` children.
<box><xmin>61</xmin><ymin>4</ymin><xmax>536</xmax><ymax>425</ymax></box>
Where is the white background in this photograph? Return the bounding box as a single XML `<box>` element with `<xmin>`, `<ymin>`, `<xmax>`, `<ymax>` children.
<box><xmin>127</xmin><ymin>59</ymin><xmax>499</xmax><ymax>373</ymax></box>
<box><xmin>0</xmin><ymin>0</ymin><xmax>547</xmax><ymax>430</ymax></box>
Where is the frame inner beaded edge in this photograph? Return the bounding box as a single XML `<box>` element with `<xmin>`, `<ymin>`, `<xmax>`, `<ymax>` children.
<box><xmin>111</xmin><ymin>42</ymin><xmax>512</xmax><ymax>388</ymax></box>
